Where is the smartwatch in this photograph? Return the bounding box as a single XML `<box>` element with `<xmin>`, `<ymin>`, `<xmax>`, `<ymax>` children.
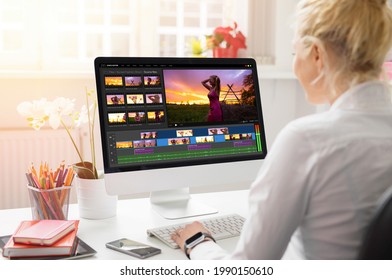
<box><xmin>184</xmin><ymin>232</ymin><xmax>216</xmax><ymax>259</ymax></box>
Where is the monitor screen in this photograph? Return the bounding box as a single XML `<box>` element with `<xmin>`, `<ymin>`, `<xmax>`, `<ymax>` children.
<box><xmin>94</xmin><ymin>57</ymin><xmax>267</xmax><ymax>219</ymax></box>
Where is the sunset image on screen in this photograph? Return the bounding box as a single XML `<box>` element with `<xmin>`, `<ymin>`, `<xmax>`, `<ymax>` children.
<box><xmin>147</xmin><ymin>111</ymin><xmax>165</xmax><ymax>123</ymax></box>
<box><xmin>144</xmin><ymin>76</ymin><xmax>161</xmax><ymax>86</ymax></box>
<box><xmin>163</xmin><ymin>69</ymin><xmax>257</xmax><ymax>125</ymax></box>
<box><xmin>116</xmin><ymin>141</ymin><xmax>133</xmax><ymax>149</ymax></box>
<box><xmin>108</xmin><ymin>112</ymin><xmax>126</xmax><ymax>124</ymax></box>
<box><xmin>128</xmin><ymin>111</ymin><xmax>146</xmax><ymax>124</ymax></box>
<box><xmin>107</xmin><ymin>94</ymin><xmax>125</xmax><ymax>105</ymax></box>
<box><xmin>126</xmin><ymin>94</ymin><xmax>144</xmax><ymax>105</ymax></box>
<box><xmin>146</xmin><ymin>93</ymin><xmax>163</xmax><ymax>104</ymax></box>
<box><xmin>125</xmin><ymin>76</ymin><xmax>142</xmax><ymax>87</ymax></box>
<box><xmin>105</xmin><ymin>76</ymin><xmax>123</xmax><ymax>87</ymax></box>
<box><xmin>163</xmin><ymin>69</ymin><xmax>252</xmax><ymax>105</ymax></box>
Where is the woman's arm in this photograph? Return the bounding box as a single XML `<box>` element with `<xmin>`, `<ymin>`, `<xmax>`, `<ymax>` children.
<box><xmin>178</xmin><ymin>122</ymin><xmax>312</xmax><ymax>260</ymax></box>
<box><xmin>201</xmin><ymin>79</ymin><xmax>211</xmax><ymax>90</ymax></box>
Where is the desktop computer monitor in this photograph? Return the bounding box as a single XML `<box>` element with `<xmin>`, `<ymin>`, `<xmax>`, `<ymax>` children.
<box><xmin>94</xmin><ymin>57</ymin><xmax>267</xmax><ymax>219</ymax></box>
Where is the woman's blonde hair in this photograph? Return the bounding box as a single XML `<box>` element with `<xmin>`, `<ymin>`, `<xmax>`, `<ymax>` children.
<box><xmin>295</xmin><ymin>0</ymin><xmax>392</xmax><ymax>94</ymax></box>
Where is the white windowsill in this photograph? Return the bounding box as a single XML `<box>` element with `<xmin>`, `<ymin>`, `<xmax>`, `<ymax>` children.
<box><xmin>257</xmin><ymin>65</ymin><xmax>296</xmax><ymax>80</ymax></box>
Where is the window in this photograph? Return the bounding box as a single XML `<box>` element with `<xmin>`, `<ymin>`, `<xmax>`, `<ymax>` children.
<box><xmin>158</xmin><ymin>0</ymin><xmax>249</xmax><ymax>57</ymax></box>
<box><xmin>0</xmin><ymin>0</ymin><xmax>137</xmax><ymax>72</ymax></box>
<box><xmin>0</xmin><ymin>0</ymin><xmax>39</xmax><ymax>70</ymax></box>
<box><xmin>42</xmin><ymin>0</ymin><xmax>137</xmax><ymax>71</ymax></box>
<box><xmin>0</xmin><ymin>0</ymin><xmax>275</xmax><ymax>73</ymax></box>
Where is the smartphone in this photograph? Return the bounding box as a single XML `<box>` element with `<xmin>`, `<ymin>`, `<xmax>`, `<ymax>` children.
<box><xmin>105</xmin><ymin>238</ymin><xmax>161</xmax><ymax>259</ymax></box>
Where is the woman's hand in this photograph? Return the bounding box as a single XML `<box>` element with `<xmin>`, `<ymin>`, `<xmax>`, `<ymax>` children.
<box><xmin>171</xmin><ymin>221</ymin><xmax>210</xmax><ymax>252</ymax></box>
<box><xmin>201</xmin><ymin>79</ymin><xmax>212</xmax><ymax>90</ymax></box>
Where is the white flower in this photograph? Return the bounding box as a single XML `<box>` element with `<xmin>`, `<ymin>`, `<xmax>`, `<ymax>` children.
<box><xmin>16</xmin><ymin>98</ymin><xmax>50</xmax><ymax>130</ymax></box>
<box><xmin>45</xmin><ymin>97</ymin><xmax>76</xmax><ymax>129</ymax></box>
<box><xmin>17</xmin><ymin>89</ymin><xmax>99</xmax><ymax>179</ymax></box>
<box><xmin>75</xmin><ymin>105</ymin><xmax>89</xmax><ymax>127</ymax></box>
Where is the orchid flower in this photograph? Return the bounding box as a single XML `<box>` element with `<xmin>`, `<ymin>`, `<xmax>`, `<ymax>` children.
<box><xmin>46</xmin><ymin>97</ymin><xmax>76</xmax><ymax>129</ymax></box>
<box><xmin>17</xmin><ymin>98</ymin><xmax>50</xmax><ymax>131</ymax></box>
<box><xmin>75</xmin><ymin>105</ymin><xmax>89</xmax><ymax>127</ymax></box>
<box><xmin>17</xmin><ymin>89</ymin><xmax>98</xmax><ymax>179</ymax></box>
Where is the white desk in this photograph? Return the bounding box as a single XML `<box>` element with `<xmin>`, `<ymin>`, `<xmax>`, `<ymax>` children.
<box><xmin>0</xmin><ymin>190</ymin><xmax>249</xmax><ymax>260</ymax></box>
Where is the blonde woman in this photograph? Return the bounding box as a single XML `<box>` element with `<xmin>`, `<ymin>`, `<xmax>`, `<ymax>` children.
<box><xmin>172</xmin><ymin>0</ymin><xmax>392</xmax><ymax>259</ymax></box>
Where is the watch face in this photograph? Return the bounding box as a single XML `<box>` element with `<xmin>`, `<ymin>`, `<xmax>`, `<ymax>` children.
<box><xmin>185</xmin><ymin>232</ymin><xmax>204</xmax><ymax>247</ymax></box>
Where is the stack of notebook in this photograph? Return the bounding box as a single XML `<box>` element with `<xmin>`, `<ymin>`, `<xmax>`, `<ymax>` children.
<box><xmin>1</xmin><ymin>220</ymin><xmax>95</xmax><ymax>259</ymax></box>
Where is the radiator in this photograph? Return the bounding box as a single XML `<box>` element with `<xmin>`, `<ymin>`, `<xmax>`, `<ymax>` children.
<box><xmin>0</xmin><ymin>128</ymin><xmax>82</xmax><ymax>210</ymax></box>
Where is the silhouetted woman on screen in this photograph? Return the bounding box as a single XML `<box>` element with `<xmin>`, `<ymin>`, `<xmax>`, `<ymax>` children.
<box><xmin>202</xmin><ymin>75</ymin><xmax>223</xmax><ymax>122</ymax></box>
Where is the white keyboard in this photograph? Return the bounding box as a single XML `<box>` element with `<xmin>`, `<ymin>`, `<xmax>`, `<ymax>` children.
<box><xmin>147</xmin><ymin>214</ymin><xmax>245</xmax><ymax>249</ymax></box>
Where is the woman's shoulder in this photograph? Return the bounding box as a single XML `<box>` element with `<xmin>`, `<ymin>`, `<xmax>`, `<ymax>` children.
<box><xmin>275</xmin><ymin>111</ymin><xmax>334</xmax><ymax>149</ymax></box>
<box><xmin>286</xmin><ymin>111</ymin><xmax>331</xmax><ymax>134</ymax></box>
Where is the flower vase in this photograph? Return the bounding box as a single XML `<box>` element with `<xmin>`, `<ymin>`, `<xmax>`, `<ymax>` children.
<box><xmin>75</xmin><ymin>171</ymin><xmax>117</xmax><ymax>219</ymax></box>
<box><xmin>213</xmin><ymin>47</ymin><xmax>238</xmax><ymax>58</ymax></box>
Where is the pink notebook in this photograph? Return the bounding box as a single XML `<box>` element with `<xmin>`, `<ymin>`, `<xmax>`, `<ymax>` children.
<box><xmin>12</xmin><ymin>220</ymin><xmax>78</xmax><ymax>246</ymax></box>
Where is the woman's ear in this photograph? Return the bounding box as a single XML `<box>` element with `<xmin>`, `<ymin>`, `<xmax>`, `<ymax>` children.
<box><xmin>310</xmin><ymin>43</ymin><xmax>325</xmax><ymax>74</ymax></box>
<box><xmin>308</xmin><ymin>42</ymin><xmax>327</xmax><ymax>87</ymax></box>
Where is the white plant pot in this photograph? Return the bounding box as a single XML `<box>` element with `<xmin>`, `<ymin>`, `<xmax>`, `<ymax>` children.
<box><xmin>75</xmin><ymin>171</ymin><xmax>117</xmax><ymax>219</ymax></box>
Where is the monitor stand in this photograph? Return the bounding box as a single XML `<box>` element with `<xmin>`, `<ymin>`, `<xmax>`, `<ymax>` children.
<box><xmin>150</xmin><ymin>188</ymin><xmax>218</xmax><ymax>220</ymax></box>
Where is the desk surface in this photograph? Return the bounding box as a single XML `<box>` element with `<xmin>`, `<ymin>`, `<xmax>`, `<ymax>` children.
<box><xmin>0</xmin><ymin>190</ymin><xmax>249</xmax><ymax>260</ymax></box>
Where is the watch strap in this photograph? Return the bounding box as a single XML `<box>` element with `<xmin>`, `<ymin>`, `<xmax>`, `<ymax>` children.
<box><xmin>185</xmin><ymin>232</ymin><xmax>216</xmax><ymax>259</ymax></box>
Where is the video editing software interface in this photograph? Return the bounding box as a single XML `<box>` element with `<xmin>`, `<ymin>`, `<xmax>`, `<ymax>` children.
<box><xmin>95</xmin><ymin>58</ymin><xmax>267</xmax><ymax>172</ymax></box>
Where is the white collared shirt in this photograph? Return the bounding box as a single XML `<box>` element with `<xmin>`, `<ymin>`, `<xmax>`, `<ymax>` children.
<box><xmin>191</xmin><ymin>81</ymin><xmax>392</xmax><ymax>260</ymax></box>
